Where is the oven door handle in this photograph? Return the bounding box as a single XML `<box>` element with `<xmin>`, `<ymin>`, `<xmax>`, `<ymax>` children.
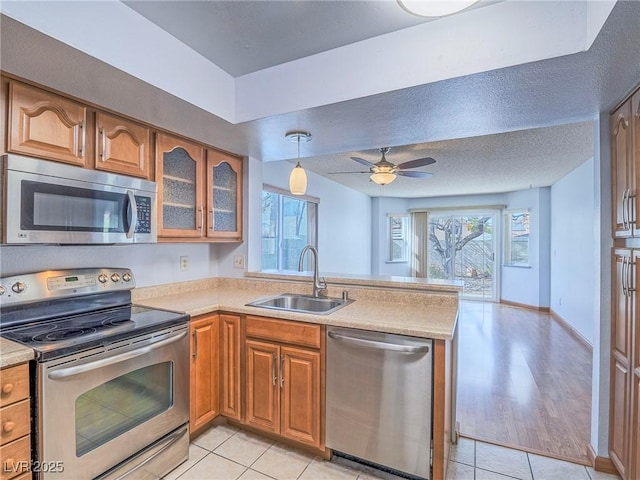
<box><xmin>47</xmin><ymin>331</ymin><xmax>186</xmax><ymax>380</ymax></box>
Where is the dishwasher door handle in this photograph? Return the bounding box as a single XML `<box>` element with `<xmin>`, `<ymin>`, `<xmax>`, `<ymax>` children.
<box><xmin>328</xmin><ymin>331</ymin><xmax>430</xmax><ymax>354</ymax></box>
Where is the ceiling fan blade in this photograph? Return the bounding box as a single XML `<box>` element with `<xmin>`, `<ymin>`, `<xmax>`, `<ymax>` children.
<box><xmin>396</xmin><ymin>157</ymin><xmax>436</xmax><ymax>169</ymax></box>
<box><xmin>397</xmin><ymin>171</ymin><xmax>433</xmax><ymax>179</ymax></box>
<box><xmin>328</xmin><ymin>171</ymin><xmax>370</xmax><ymax>174</ymax></box>
<box><xmin>350</xmin><ymin>156</ymin><xmax>376</xmax><ymax>168</ymax></box>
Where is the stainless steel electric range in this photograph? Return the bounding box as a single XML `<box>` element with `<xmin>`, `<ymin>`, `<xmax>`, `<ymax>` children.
<box><xmin>0</xmin><ymin>268</ymin><xmax>190</xmax><ymax>480</ymax></box>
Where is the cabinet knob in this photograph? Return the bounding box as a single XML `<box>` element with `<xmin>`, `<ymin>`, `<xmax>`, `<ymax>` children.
<box><xmin>1</xmin><ymin>383</ymin><xmax>14</xmax><ymax>395</ymax></box>
<box><xmin>3</xmin><ymin>421</ymin><xmax>15</xmax><ymax>433</ymax></box>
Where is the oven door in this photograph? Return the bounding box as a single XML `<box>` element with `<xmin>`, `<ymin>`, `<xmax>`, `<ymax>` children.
<box><xmin>3</xmin><ymin>155</ymin><xmax>156</xmax><ymax>244</ymax></box>
<box><xmin>37</xmin><ymin>325</ymin><xmax>189</xmax><ymax>479</ymax></box>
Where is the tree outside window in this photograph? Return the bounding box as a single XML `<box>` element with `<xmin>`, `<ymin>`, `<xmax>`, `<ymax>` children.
<box><xmin>504</xmin><ymin>210</ymin><xmax>530</xmax><ymax>266</ymax></box>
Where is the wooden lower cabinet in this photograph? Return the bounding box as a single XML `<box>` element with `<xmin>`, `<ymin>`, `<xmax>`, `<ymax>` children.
<box><xmin>189</xmin><ymin>314</ymin><xmax>219</xmax><ymax>435</ymax></box>
<box><xmin>220</xmin><ymin>314</ymin><xmax>242</xmax><ymax>420</ymax></box>
<box><xmin>244</xmin><ymin>316</ymin><xmax>323</xmax><ymax>450</ymax></box>
<box><xmin>0</xmin><ymin>364</ymin><xmax>31</xmax><ymax>480</ymax></box>
<box><xmin>280</xmin><ymin>346</ymin><xmax>321</xmax><ymax>447</ymax></box>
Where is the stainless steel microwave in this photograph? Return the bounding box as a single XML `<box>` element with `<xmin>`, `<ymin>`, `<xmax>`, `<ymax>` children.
<box><xmin>1</xmin><ymin>154</ymin><xmax>157</xmax><ymax>244</ymax></box>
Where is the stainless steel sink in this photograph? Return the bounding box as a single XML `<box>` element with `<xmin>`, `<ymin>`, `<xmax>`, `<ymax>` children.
<box><xmin>246</xmin><ymin>293</ymin><xmax>352</xmax><ymax>315</ymax></box>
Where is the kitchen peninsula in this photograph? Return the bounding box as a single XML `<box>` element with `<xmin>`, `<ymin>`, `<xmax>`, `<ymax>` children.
<box><xmin>134</xmin><ymin>273</ymin><xmax>461</xmax><ymax>480</ymax></box>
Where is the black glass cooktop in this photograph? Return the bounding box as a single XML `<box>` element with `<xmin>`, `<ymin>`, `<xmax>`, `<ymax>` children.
<box><xmin>0</xmin><ymin>304</ymin><xmax>188</xmax><ymax>361</ymax></box>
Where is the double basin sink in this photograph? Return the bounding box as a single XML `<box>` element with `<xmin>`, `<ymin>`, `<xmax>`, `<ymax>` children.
<box><xmin>246</xmin><ymin>293</ymin><xmax>352</xmax><ymax>315</ymax></box>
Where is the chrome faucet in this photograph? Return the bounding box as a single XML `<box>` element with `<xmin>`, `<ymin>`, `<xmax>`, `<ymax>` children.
<box><xmin>298</xmin><ymin>245</ymin><xmax>327</xmax><ymax>298</ymax></box>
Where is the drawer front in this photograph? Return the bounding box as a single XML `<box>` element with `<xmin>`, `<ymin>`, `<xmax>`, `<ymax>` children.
<box><xmin>0</xmin><ymin>365</ymin><xmax>29</xmax><ymax>408</ymax></box>
<box><xmin>246</xmin><ymin>316</ymin><xmax>321</xmax><ymax>349</ymax></box>
<box><xmin>0</xmin><ymin>400</ymin><xmax>30</xmax><ymax>446</ymax></box>
<box><xmin>0</xmin><ymin>435</ymin><xmax>31</xmax><ymax>480</ymax></box>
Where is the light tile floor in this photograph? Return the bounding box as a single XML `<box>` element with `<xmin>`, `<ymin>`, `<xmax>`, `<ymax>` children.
<box><xmin>164</xmin><ymin>424</ymin><xmax>622</xmax><ymax>480</ymax></box>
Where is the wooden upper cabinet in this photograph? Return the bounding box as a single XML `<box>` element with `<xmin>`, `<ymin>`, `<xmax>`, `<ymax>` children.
<box><xmin>612</xmin><ymin>99</ymin><xmax>634</xmax><ymax>238</ymax></box>
<box><xmin>95</xmin><ymin>111</ymin><xmax>151</xmax><ymax>179</ymax></box>
<box><xmin>8</xmin><ymin>81</ymin><xmax>88</xmax><ymax>167</ymax></box>
<box><xmin>206</xmin><ymin>149</ymin><xmax>243</xmax><ymax>241</ymax></box>
<box><xmin>156</xmin><ymin>133</ymin><xmax>205</xmax><ymax>238</ymax></box>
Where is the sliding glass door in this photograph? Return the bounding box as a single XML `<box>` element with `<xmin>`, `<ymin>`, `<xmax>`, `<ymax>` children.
<box><xmin>426</xmin><ymin>211</ymin><xmax>499</xmax><ymax>301</ymax></box>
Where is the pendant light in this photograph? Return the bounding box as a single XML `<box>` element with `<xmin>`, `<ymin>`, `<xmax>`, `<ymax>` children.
<box><xmin>286</xmin><ymin>131</ymin><xmax>312</xmax><ymax>195</ymax></box>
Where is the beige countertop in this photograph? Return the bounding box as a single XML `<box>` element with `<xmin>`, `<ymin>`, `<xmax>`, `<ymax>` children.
<box><xmin>0</xmin><ymin>337</ymin><xmax>34</xmax><ymax>369</ymax></box>
<box><xmin>134</xmin><ymin>276</ymin><xmax>459</xmax><ymax>340</ymax></box>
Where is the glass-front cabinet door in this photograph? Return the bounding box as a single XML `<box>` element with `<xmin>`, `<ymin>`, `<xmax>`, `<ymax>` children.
<box><xmin>206</xmin><ymin>149</ymin><xmax>243</xmax><ymax>241</ymax></box>
<box><xmin>156</xmin><ymin>133</ymin><xmax>204</xmax><ymax>237</ymax></box>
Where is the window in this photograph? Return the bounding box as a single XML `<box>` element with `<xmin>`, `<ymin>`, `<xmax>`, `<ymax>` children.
<box><xmin>504</xmin><ymin>210</ymin><xmax>530</xmax><ymax>266</ymax></box>
<box><xmin>261</xmin><ymin>185</ymin><xmax>318</xmax><ymax>271</ymax></box>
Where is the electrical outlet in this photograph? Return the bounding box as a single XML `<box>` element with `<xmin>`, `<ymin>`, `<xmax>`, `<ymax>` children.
<box><xmin>234</xmin><ymin>255</ymin><xmax>245</xmax><ymax>269</ymax></box>
<box><xmin>180</xmin><ymin>256</ymin><xmax>189</xmax><ymax>271</ymax></box>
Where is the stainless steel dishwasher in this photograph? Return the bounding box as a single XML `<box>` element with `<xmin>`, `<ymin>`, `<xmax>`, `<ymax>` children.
<box><xmin>326</xmin><ymin>326</ymin><xmax>433</xmax><ymax>479</ymax></box>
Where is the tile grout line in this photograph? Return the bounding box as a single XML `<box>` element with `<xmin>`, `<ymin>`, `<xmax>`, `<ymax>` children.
<box><xmin>526</xmin><ymin>452</ymin><xmax>534</xmax><ymax>480</ymax></box>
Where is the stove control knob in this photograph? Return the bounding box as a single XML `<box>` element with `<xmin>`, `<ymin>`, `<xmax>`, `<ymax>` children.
<box><xmin>11</xmin><ymin>282</ymin><xmax>25</xmax><ymax>294</ymax></box>
<box><xmin>122</xmin><ymin>272</ymin><xmax>132</xmax><ymax>282</ymax></box>
<box><xmin>111</xmin><ymin>273</ymin><xmax>121</xmax><ymax>283</ymax></box>
<box><xmin>0</xmin><ymin>285</ymin><xmax>4</xmax><ymax>296</ymax></box>
<box><xmin>98</xmin><ymin>274</ymin><xmax>108</xmax><ymax>284</ymax></box>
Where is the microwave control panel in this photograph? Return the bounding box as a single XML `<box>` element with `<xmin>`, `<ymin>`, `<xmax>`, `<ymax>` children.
<box><xmin>134</xmin><ymin>195</ymin><xmax>152</xmax><ymax>234</ymax></box>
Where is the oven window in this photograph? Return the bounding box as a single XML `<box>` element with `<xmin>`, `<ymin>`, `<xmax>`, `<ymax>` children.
<box><xmin>75</xmin><ymin>362</ymin><xmax>173</xmax><ymax>456</ymax></box>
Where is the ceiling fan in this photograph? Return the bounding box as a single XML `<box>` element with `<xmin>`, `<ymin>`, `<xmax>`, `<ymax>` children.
<box><xmin>329</xmin><ymin>147</ymin><xmax>435</xmax><ymax>185</ymax></box>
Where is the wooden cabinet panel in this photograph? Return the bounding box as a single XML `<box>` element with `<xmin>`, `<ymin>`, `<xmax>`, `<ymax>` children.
<box><xmin>633</xmin><ymin>91</ymin><xmax>640</xmax><ymax>237</ymax></box>
<box><xmin>631</xmin><ymin>371</ymin><xmax>640</xmax><ymax>480</ymax></box>
<box><xmin>613</xmin><ymin>250</ymin><xmax>633</xmax><ymax>360</ymax></box>
<box><xmin>280</xmin><ymin>346</ymin><xmax>320</xmax><ymax>448</ymax></box>
<box><xmin>0</xmin><ymin>435</ymin><xmax>30</xmax><ymax>480</ymax></box>
<box><xmin>8</xmin><ymin>81</ymin><xmax>87</xmax><ymax>167</ymax></box>
<box><xmin>156</xmin><ymin>133</ymin><xmax>205</xmax><ymax>238</ymax></box>
<box><xmin>611</xmin><ymin>357</ymin><xmax>630</xmax><ymax>477</ymax></box>
<box><xmin>0</xmin><ymin>400</ymin><xmax>29</xmax><ymax>446</ymax></box>
<box><xmin>190</xmin><ymin>314</ymin><xmax>219</xmax><ymax>435</ymax></box>
<box><xmin>246</xmin><ymin>316</ymin><xmax>321</xmax><ymax>349</ymax></box>
<box><xmin>95</xmin><ymin>111</ymin><xmax>151</xmax><ymax>179</ymax></box>
<box><xmin>245</xmin><ymin>340</ymin><xmax>279</xmax><ymax>434</ymax></box>
<box><xmin>220</xmin><ymin>314</ymin><xmax>242</xmax><ymax>420</ymax></box>
<box><xmin>612</xmin><ymin>100</ymin><xmax>634</xmax><ymax>238</ymax></box>
<box><xmin>0</xmin><ymin>365</ymin><xmax>29</xmax><ymax>409</ymax></box>
<box><xmin>206</xmin><ymin>149</ymin><xmax>243</xmax><ymax>241</ymax></box>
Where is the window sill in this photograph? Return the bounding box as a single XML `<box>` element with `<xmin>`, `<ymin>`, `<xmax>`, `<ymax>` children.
<box><xmin>502</xmin><ymin>264</ymin><xmax>531</xmax><ymax>268</ymax></box>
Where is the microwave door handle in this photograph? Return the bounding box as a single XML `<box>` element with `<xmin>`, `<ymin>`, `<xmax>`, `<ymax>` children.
<box><xmin>126</xmin><ymin>190</ymin><xmax>138</xmax><ymax>239</ymax></box>
<box><xmin>47</xmin><ymin>331</ymin><xmax>187</xmax><ymax>379</ymax></box>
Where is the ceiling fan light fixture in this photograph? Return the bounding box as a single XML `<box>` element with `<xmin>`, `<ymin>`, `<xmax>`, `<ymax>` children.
<box><xmin>397</xmin><ymin>0</ymin><xmax>478</xmax><ymax>17</ymax></box>
<box><xmin>285</xmin><ymin>130</ymin><xmax>312</xmax><ymax>196</ymax></box>
<box><xmin>371</xmin><ymin>171</ymin><xmax>397</xmax><ymax>185</ymax></box>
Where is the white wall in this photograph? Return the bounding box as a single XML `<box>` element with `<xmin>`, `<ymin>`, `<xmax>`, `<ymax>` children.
<box><xmin>550</xmin><ymin>158</ymin><xmax>596</xmax><ymax>344</ymax></box>
<box><xmin>0</xmin><ymin>243</ymin><xmax>218</xmax><ymax>288</ymax></box>
<box><xmin>262</xmin><ymin>161</ymin><xmax>372</xmax><ymax>275</ymax></box>
<box><xmin>371</xmin><ymin>197</ymin><xmax>411</xmax><ymax>276</ymax></box>
<box><xmin>501</xmin><ymin>187</ymin><xmax>551</xmax><ymax>308</ymax></box>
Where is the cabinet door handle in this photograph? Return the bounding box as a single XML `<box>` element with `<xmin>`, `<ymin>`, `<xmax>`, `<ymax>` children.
<box><xmin>1</xmin><ymin>383</ymin><xmax>14</xmax><ymax>395</ymax></box>
<box><xmin>210</xmin><ymin>209</ymin><xmax>214</xmax><ymax>230</ymax></box>
<box><xmin>622</xmin><ymin>190</ymin><xmax>628</xmax><ymax>230</ymax></box>
<box><xmin>280</xmin><ymin>355</ymin><xmax>285</xmax><ymax>389</ymax></box>
<box><xmin>628</xmin><ymin>258</ymin><xmax>635</xmax><ymax>294</ymax></box>
<box><xmin>192</xmin><ymin>330</ymin><xmax>198</xmax><ymax>358</ymax></box>
<box><xmin>100</xmin><ymin>127</ymin><xmax>107</xmax><ymax>159</ymax></box>
<box><xmin>197</xmin><ymin>207</ymin><xmax>204</xmax><ymax>232</ymax></box>
<box><xmin>79</xmin><ymin>120</ymin><xmax>86</xmax><ymax>157</ymax></box>
<box><xmin>628</xmin><ymin>191</ymin><xmax>635</xmax><ymax>231</ymax></box>
<box><xmin>622</xmin><ymin>256</ymin><xmax>629</xmax><ymax>297</ymax></box>
<box><xmin>272</xmin><ymin>353</ymin><xmax>277</xmax><ymax>386</ymax></box>
<box><xmin>2</xmin><ymin>421</ymin><xmax>15</xmax><ymax>433</ymax></box>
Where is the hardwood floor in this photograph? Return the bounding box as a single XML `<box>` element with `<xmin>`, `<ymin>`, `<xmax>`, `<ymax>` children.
<box><xmin>456</xmin><ymin>300</ymin><xmax>592</xmax><ymax>465</ymax></box>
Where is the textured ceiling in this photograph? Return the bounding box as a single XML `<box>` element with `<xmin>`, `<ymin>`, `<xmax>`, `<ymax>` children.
<box><xmin>281</xmin><ymin>121</ymin><xmax>594</xmax><ymax>198</ymax></box>
<box><xmin>2</xmin><ymin>1</ymin><xmax>639</xmax><ymax>199</ymax></box>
